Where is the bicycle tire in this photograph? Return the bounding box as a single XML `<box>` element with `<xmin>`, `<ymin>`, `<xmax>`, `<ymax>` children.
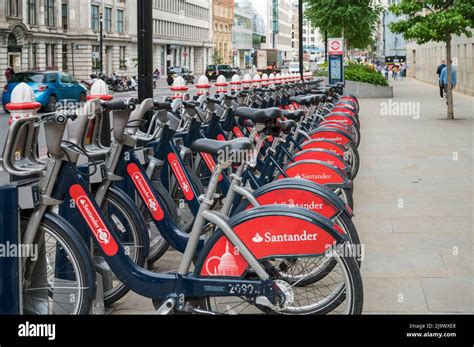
<box><xmin>99</xmin><ymin>188</ymin><xmax>148</xmax><ymax>306</ymax></box>
<box><xmin>21</xmin><ymin>212</ymin><xmax>95</xmax><ymax>315</ymax></box>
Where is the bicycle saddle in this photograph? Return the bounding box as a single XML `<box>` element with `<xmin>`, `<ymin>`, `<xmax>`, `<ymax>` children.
<box><xmin>233</xmin><ymin>107</ymin><xmax>283</xmax><ymax>124</ymax></box>
<box><xmin>282</xmin><ymin>109</ymin><xmax>305</xmax><ymax>122</ymax></box>
<box><xmin>314</xmin><ymin>94</ymin><xmax>328</xmax><ymax>102</ymax></box>
<box><xmin>276</xmin><ymin>119</ymin><xmax>297</xmax><ymax>131</ymax></box>
<box><xmin>289</xmin><ymin>96</ymin><xmax>315</xmax><ymax>106</ymax></box>
<box><xmin>190</xmin><ymin>138</ymin><xmax>254</xmax><ymax>162</ymax></box>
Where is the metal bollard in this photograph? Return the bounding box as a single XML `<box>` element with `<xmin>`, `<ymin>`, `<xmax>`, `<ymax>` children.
<box><xmin>170</xmin><ymin>76</ymin><xmax>189</xmax><ymax>100</ymax></box>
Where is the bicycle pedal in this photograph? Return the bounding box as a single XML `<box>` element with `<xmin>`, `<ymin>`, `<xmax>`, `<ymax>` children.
<box><xmin>155</xmin><ymin>298</ymin><xmax>176</xmax><ymax>315</ymax></box>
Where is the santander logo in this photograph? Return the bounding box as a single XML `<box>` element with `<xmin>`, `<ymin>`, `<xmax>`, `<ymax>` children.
<box><xmin>127</xmin><ymin>164</ymin><xmax>164</xmax><ymax>221</ymax></box>
<box><xmin>78</xmin><ymin>196</ymin><xmax>111</xmax><ymax>245</ymax></box>
<box><xmin>294</xmin><ymin>172</ymin><xmax>332</xmax><ymax>180</ymax></box>
<box><xmin>69</xmin><ymin>185</ymin><xmax>118</xmax><ymax>256</ymax></box>
<box><xmin>252</xmin><ymin>233</ymin><xmax>264</xmax><ymax>243</ymax></box>
<box><xmin>168</xmin><ymin>153</ymin><xmax>194</xmax><ymax>201</ymax></box>
<box><xmin>252</xmin><ymin>230</ymin><xmax>318</xmax><ymax>244</ymax></box>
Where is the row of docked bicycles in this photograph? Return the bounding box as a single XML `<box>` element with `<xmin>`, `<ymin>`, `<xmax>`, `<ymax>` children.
<box><xmin>0</xmin><ymin>74</ymin><xmax>363</xmax><ymax>315</ymax></box>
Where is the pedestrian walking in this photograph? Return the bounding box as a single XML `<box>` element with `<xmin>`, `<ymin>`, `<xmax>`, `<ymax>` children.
<box><xmin>377</xmin><ymin>64</ymin><xmax>383</xmax><ymax>75</ymax></box>
<box><xmin>392</xmin><ymin>65</ymin><xmax>399</xmax><ymax>81</ymax></box>
<box><xmin>400</xmin><ymin>64</ymin><xmax>407</xmax><ymax>81</ymax></box>
<box><xmin>436</xmin><ymin>60</ymin><xmax>447</xmax><ymax>100</ymax></box>
<box><xmin>4</xmin><ymin>66</ymin><xmax>14</xmax><ymax>82</ymax></box>
<box><xmin>384</xmin><ymin>64</ymin><xmax>389</xmax><ymax>80</ymax></box>
<box><xmin>440</xmin><ymin>61</ymin><xmax>457</xmax><ymax>104</ymax></box>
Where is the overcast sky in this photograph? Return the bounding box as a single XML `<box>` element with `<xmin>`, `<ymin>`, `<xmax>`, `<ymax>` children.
<box><xmin>252</xmin><ymin>1</ymin><xmax>267</xmax><ymax>17</ymax></box>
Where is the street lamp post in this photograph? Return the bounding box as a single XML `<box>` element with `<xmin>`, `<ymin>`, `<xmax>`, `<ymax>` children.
<box><xmin>137</xmin><ymin>0</ymin><xmax>153</xmax><ymax>105</ymax></box>
<box><xmin>298</xmin><ymin>0</ymin><xmax>304</xmax><ymax>80</ymax></box>
<box><xmin>99</xmin><ymin>12</ymin><xmax>104</xmax><ymax>75</ymax></box>
<box><xmin>325</xmin><ymin>30</ymin><xmax>328</xmax><ymax>63</ymax></box>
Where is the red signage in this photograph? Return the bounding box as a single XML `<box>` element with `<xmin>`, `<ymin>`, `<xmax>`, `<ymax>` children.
<box><xmin>69</xmin><ymin>185</ymin><xmax>119</xmax><ymax>256</ymax></box>
<box><xmin>127</xmin><ymin>163</ymin><xmax>165</xmax><ymax>221</ymax></box>
<box><xmin>168</xmin><ymin>153</ymin><xmax>195</xmax><ymax>201</ymax></box>
<box><xmin>328</xmin><ymin>38</ymin><xmax>344</xmax><ymax>56</ymax></box>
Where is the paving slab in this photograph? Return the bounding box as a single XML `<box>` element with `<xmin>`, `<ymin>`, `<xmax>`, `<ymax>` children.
<box><xmin>420</xmin><ymin>278</ymin><xmax>474</xmax><ymax>313</ymax></box>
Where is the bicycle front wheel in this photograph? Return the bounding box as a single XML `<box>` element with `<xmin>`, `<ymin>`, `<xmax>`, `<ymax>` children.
<box><xmin>99</xmin><ymin>188</ymin><xmax>148</xmax><ymax>306</ymax></box>
<box><xmin>22</xmin><ymin>212</ymin><xmax>95</xmax><ymax>315</ymax></box>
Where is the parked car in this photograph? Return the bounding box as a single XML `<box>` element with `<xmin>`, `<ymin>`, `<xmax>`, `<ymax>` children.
<box><xmin>309</xmin><ymin>52</ymin><xmax>319</xmax><ymax>62</ymax></box>
<box><xmin>205</xmin><ymin>64</ymin><xmax>235</xmax><ymax>81</ymax></box>
<box><xmin>167</xmin><ymin>66</ymin><xmax>195</xmax><ymax>86</ymax></box>
<box><xmin>288</xmin><ymin>62</ymin><xmax>311</xmax><ymax>74</ymax></box>
<box><xmin>231</xmin><ymin>67</ymin><xmax>243</xmax><ymax>77</ymax></box>
<box><xmin>2</xmin><ymin>71</ymin><xmax>88</xmax><ymax>113</ymax></box>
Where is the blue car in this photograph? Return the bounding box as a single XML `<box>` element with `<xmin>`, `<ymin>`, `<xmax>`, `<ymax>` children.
<box><xmin>2</xmin><ymin>71</ymin><xmax>88</xmax><ymax>112</ymax></box>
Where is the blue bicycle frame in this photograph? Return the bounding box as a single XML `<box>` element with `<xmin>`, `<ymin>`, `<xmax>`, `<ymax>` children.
<box><xmin>49</xmin><ymin>160</ymin><xmax>277</xmax><ymax>302</ymax></box>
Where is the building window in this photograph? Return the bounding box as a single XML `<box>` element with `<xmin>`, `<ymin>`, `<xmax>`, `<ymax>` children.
<box><xmin>92</xmin><ymin>45</ymin><xmax>100</xmax><ymax>71</ymax></box>
<box><xmin>30</xmin><ymin>44</ymin><xmax>38</xmax><ymax>69</ymax></box>
<box><xmin>45</xmin><ymin>0</ymin><xmax>55</xmax><ymax>26</ymax></box>
<box><xmin>116</xmin><ymin>9</ymin><xmax>124</xmax><ymax>33</ymax></box>
<box><xmin>27</xmin><ymin>0</ymin><xmax>37</xmax><ymax>24</ymax></box>
<box><xmin>105</xmin><ymin>7</ymin><xmax>112</xmax><ymax>32</ymax></box>
<box><xmin>91</xmin><ymin>5</ymin><xmax>100</xmax><ymax>31</ymax></box>
<box><xmin>7</xmin><ymin>0</ymin><xmax>20</xmax><ymax>17</ymax></box>
<box><xmin>62</xmin><ymin>2</ymin><xmax>68</xmax><ymax>30</ymax></box>
<box><xmin>46</xmin><ymin>44</ymin><xmax>56</xmax><ymax>69</ymax></box>
<box><xmin>119</xmin><ymin>47</ymin><xmax>127</xmax><ymax>69</ymax></box>
<box><xmin>62</xmin><ymin>44</ymin><xmax>68</xmax><ymax>72</ymax></box>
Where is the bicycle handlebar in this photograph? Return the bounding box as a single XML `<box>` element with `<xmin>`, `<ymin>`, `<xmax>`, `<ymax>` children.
<box><xmin>101</xmin><ymin>99</ymin><xmax>137</xmax><ymax>112</ymax></box>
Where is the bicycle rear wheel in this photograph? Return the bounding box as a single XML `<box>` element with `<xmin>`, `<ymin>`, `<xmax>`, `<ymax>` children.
<box><xmin>203</xmin><ymin>245</ymin><xmax>363</xmax><ymax>315</ymax></box>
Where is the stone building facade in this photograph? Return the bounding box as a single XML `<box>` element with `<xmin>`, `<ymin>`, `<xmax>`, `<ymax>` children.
<box><xmin>232</xmin><ymin>0</ymin><xmax>253</xmax><ymax>69</ymax></box>
<box><xmin>212</xmin><ymin>0</ymin><xmax>234</xmax><ymax>65</ymax></box>
<box><xmin>406</xmin><ymin>33</ymin><xmax>474</xmax><ymax>96</ymax></box>
<box><xmin>0</xmin><ymin>0</ymin><xmax>213</xmax><ymax>84</ymax></box>
<box><xmin>0</xmin><ymin>0</ymin><xmax>136</xmax><ymax>83</ymax></box>
<box><xmin>148</xmin><ymin>0</ymin><xmax>213</xmax><ymax>76</ymax></box>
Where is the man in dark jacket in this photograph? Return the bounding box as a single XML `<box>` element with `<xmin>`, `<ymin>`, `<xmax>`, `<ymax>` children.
<box><xmin>4</xmin><ymin>66</ymin><xmax>14</xmax><ymax>82</ymax></box>
<box><xmin>436</xmin><ymin>60</ymin><xmax>446</xmax><ymax>99</ymax></box>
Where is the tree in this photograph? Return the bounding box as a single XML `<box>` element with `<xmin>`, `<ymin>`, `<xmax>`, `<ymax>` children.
<box><xmin>389</xmin><ymin>0</ymin><xmax>474</xmax><ymax>120</ymax></box>
<box><xmin>305</xmin><ymin>0</ymin><xmax>382</xmax><ymax>51</ymax></box>
<box><xmin>212</xmin><ymin>49</ymin><xmax>224</xmax><ymax>65</ymax></box>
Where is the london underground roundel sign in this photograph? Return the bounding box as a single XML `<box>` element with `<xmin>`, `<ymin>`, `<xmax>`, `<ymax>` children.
<box><xmin>329</xmin><ymin>38</ymin><xmax>344</xmax><ymax>55</ymax></box>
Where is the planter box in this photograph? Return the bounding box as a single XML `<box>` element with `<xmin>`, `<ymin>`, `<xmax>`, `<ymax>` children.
<box><xmin>344</xmin><ymin>80</ymin><xmax>393</xmax><ymax>98</ymax></box>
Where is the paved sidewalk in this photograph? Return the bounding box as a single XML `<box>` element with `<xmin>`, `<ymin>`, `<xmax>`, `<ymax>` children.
<box><xmin>111</xmin><ymin>78</ymin><xmax>474</xmax><ymax>314</ymax></box>
<box><xmin>355</xmin><ymin>78</ymin><xmax>473</xmax><ymax>313</ymax></box>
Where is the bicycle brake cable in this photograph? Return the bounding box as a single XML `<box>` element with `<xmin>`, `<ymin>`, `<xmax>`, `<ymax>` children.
<box><xmin>61</xmin><ymin>140</ymin><xmax>99</xmax><ymax>178</ymax></box>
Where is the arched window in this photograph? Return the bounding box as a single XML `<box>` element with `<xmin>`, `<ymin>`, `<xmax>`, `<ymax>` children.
<box><xmin>395</xmin><ymin>37</ymin><xmax>399</xmax><ymax>48</ymax></box>
<box><xmin>8</xmin><ymin>33</ymin><xmax>18</xmax><ymax>48</ymax></box>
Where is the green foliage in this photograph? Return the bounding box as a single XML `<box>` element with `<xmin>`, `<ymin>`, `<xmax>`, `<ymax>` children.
<box><xmin>314</xmin><ymin>69</ymin><xmax>328</xmax><ymax>77</ymax></box>
<box><xmin>304</xmin><ymin>0</ymin><xmax>383</xmax><ymax>50</ymax></box>
<box><xmin>389</xmin><ymin>0</ymin><xmax>474</xmax><ymax>44</ymax></box>
<box><xmin>212</xmin><ymin>50</ymin><xmax>224</xmax><ymax>65</ymax></box>
<box><xmin>389</xmin><ymin>0</ymin><xmax>474</xmax><ymax>119</ymax></box>
<box><xmin>345</xmin><ymin>64</ymin><xmax>389</xmax><ymax>86</ymax></box>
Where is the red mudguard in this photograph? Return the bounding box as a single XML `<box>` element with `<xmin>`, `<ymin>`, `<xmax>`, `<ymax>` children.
<box><xmin>308</xmin><ymin>128</ymin><xmax>353</xmax><ymax>147</ymax></box>
<box><xmin>279</xmin><ymin>160</ymin><xmax>347</xmax><ymax>185</ymax></box>
<box><xmin>324</xmin><ymin>113</ymin><xmax>356</xmax><ymax>127</ymax></box>
<box><xmin>196</xmin><ymin>207</ymin><xmax>344</xmax><ymax>278</ymax></box>
<box><xmin>299</xmin><ymin>140</ymin><xmax>347</xmax><ymax>157</ymax></box>
<box><xmin>292</xmin><ymin>149</ymin><xmax>350</xmax><ymax>174</ymax></box>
